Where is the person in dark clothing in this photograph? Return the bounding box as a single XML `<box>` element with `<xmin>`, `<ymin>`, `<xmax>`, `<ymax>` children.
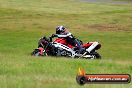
<box><xmin>52</xmin><ymin>25</ymin><xmax>84</xmax><ymax>54</ymax></box>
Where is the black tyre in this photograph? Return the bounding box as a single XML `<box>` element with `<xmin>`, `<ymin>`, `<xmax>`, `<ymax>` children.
<box><xmin>93</xmin><ymin>52</ymin><xmax>101</xmax><ymax>59</ymax></box>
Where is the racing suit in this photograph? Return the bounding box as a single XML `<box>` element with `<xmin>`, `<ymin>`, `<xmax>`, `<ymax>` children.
<box><xmin>53</xmin><ymin>31</ymin><xmax>84</xmax><ymax>54</ymax></box>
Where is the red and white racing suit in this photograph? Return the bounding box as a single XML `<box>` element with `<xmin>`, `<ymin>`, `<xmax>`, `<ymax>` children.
<box><xmin>53</xmin><ymin>31</ymin><xmax>84</xmax><ymax>53</ymax></box>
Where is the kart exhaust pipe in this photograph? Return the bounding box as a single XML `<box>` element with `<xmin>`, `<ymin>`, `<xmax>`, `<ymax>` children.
<box><xmin>86</xmin><ymin>42</ymin><xmax>99</xmax><ymax>53</ymax></box>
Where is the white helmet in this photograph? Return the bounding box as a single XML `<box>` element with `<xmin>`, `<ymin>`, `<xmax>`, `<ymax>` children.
<box><xmin>56</xmin><ymin>26</ymin><xmax>66</xmax><ymax>34</ymax></box>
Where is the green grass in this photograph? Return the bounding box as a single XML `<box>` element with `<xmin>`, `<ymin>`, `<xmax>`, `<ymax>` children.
<box><xmin>0</xmin><ymin>0</ymin><xmax>132</xmax><ymax>88</ymax></box>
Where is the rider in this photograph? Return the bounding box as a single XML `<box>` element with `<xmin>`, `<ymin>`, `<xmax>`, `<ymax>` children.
<box><xmin>52</xmin><ymin>25</ymin><xmax>84</xmax><ymax>54</ymax></box>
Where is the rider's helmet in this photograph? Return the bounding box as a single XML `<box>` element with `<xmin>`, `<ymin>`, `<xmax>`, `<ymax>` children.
<box><xmin>56</xmin><ymin>25</ymin><xmax>66</xmax><ymax>34</ymax></box>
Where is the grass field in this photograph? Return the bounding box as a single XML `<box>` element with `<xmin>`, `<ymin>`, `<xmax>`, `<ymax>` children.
<box><xmin>0</xmin><ymin>0</ymin><xmax>132</xmax><ymax>88</ymax></box>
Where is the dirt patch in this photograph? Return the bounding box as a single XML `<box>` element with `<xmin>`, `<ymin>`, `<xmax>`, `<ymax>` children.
<box><xmin>88</xmin><ymin>24</ymin><xmax>126</xmax><ymax>31</ymax></box>
<box><xmin>80</xmin><ymin>0</ymin><xmax>132</xmax><ymax>6</ymax></box>
<box><xmin>72</xmin><ymin>24</ymin><xmax>131</xmax><ymax>32</ymax></box>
